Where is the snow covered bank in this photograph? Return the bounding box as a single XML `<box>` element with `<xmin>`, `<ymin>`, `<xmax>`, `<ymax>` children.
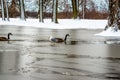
<box><xmin>0</xmin><ymin>18</ymin><xmax>107</xmax><ymax>29</ymax></box>
<box><xmin>95</xmin><ymin>27</ymin><xmax>120</xmax><ymax>37</ymax></box>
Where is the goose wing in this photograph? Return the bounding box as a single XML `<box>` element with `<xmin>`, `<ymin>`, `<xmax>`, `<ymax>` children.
<box><xmin>50</xmin><ymin>37</ymin><xmax>64</xmax><ymax>43</ymax></box>
<box><xmin>0</xmin><ymin>37</ymin><xmax>8</xmax><ymax>41</ymax></box>
<box><xmin>55</xmin><ymin>38</ymin><xmax>64</xmax><ymax>42</ymax></box>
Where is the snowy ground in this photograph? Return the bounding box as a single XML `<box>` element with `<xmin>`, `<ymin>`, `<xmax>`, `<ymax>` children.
<box><xmin>0</xmin><ymin>18</ymin><xmax>107</xmax><ymax>29</ymax></box>
<box><xmin>0</xmin><ymin>18</ymin><xmax>120</xmax><ymax>36</ymax></box>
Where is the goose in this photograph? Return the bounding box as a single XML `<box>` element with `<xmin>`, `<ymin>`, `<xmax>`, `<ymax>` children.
<box><xmin>49</xmin><ymin>34</ymin><xmax>70</xmax><ymax>43</ymax></box>
<box><xmin>0</xmin><ymin>33</ymin><xmax>13</xmax><ymax>41</ymax></box>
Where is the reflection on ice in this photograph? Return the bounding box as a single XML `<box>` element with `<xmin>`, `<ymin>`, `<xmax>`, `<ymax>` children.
<box><xmin>104</xmin><ymin>38</ymin><xmax>120</xmax><ymax>44</ymax></box>
<box><xmin>0</xmin><ymin>26</ymin><xmax>120</xmax><ymax>80</ymax></box>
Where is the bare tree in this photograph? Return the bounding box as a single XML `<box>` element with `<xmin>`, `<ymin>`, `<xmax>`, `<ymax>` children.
<box><xmin>81</xmin><ymin>0</ymin><xmax>86</xmax><ymax>19</ymax></box>
<box><xmin>0</xmin><ymin>0</ymin><xmax>9</xmax><ymax>21</ymax></box>
<box><xmin>52</xmin><ymin>0</ymin><xmax>58</xmax><ymax>23</ymax></box>
<box><xmin>71</xmin><ymin>0</ymin><xmax>78</xmax><ymax>19</ymax></box>
<box><xmin>38</xmin><ymin>0</ymin><xmax>44</xmax><ymax>22</ymax></box>
<box><xmin>19</xmin><ymin>0</ymin><xmax>25</xmax><ymax>20</ymax></box>
<box><xmin>1</xmin><ymin>0</ymin><xmax>5</xmax><ymax>20</ymax></box>
<box><xmin>5</xmin><ymin>0</ymin><xmax>9</xmax><ymax>21</ymax></box>
<box><xmin>8</xmin><ymin>0</ymin><xmax>20</xmax><ymax>18</ymax></box>
<box><xmin>105</xmin><ymin>0</ymin><xmax>120</xmax><ymax>31</ymax></box>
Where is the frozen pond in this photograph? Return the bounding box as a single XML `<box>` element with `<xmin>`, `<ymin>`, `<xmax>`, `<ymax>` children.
<box><xmin>0</xmin><ymin>25</ymin><xmax>120</xmax><ymax>80</ymax></box>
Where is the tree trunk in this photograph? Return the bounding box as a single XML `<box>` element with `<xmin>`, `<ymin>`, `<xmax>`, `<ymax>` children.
<box><xmin>38</xmin><ymin>0</ymin><xmax>44</xmax><ymax>22</ymax></box>
<box><xmin>71</xmin><ymin>0</ymin><xmax>78</xmax><ymax>19</ymax></box>
<box><xmin>105</xmin><ymin>0</ymin><xmax>120</xmax><ymax>31</ymax></box>
<box><xmin>4</xmin><ymin>0</ymin><xmax>9</xmax><ymax>21</ymax></box>
<box><xmin>20</xmin><ymin>0</ymin><xmax>25</xmax><ymax>20</ymax></box>
<box><xmin>117</xmin><ymin>0</ymin><xmax>120</xmax><ymax>29</ymax></box>
<box><xmin>52</xmin><ymin>0</ymin><xmax>58</xmax><ymax>23</ymax></box>
<box><xmin>82</xmin><ymin>0</ymin><xmax>86</xmax><ymax>19</ymax></box>
<box><xmin>1</xmin><ymin>0</ymin><xmax>5</xmax><ymax>20</ymax></box>
<box><xmin>51</xmin><ymin>0</ymin><xmax>54</xmax><ymax>22</ymax></box>
<box><xmin>76</xmin><ymin>0</ymin><xmax>79</xmax><ymax>18</ymax></box>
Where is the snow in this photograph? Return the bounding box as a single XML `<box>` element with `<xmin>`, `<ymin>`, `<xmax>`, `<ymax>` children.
<box><xmin>0</xmin><ymin>18</ymin><xmax>107</xmax><ymax>29</ymax></box>
<box><xmin>95</xmin><ymin>27</ymin><xmax>120</xmax><ymax>37</ymax></box>
<box><xmin>0</xmin><ymin>18</ymin><xmax>120</xmax><ymax>37</ymax></box>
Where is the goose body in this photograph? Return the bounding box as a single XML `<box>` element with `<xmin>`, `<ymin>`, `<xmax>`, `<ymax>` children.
<box><xmin>49</xmin><ymin>34</ymin><xmax>70</xmax><ymax>43</ymax></box>
<box><xmin>0</xmin><ymin>33</ymin><xmax>13</xmax><ymax>41</ymax></box>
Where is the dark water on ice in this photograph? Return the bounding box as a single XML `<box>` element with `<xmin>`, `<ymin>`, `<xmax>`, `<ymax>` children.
<box><xmin>0</xmin><ymin>25</ymin><xmax>120</xmax><ymax>80</ymax></box>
